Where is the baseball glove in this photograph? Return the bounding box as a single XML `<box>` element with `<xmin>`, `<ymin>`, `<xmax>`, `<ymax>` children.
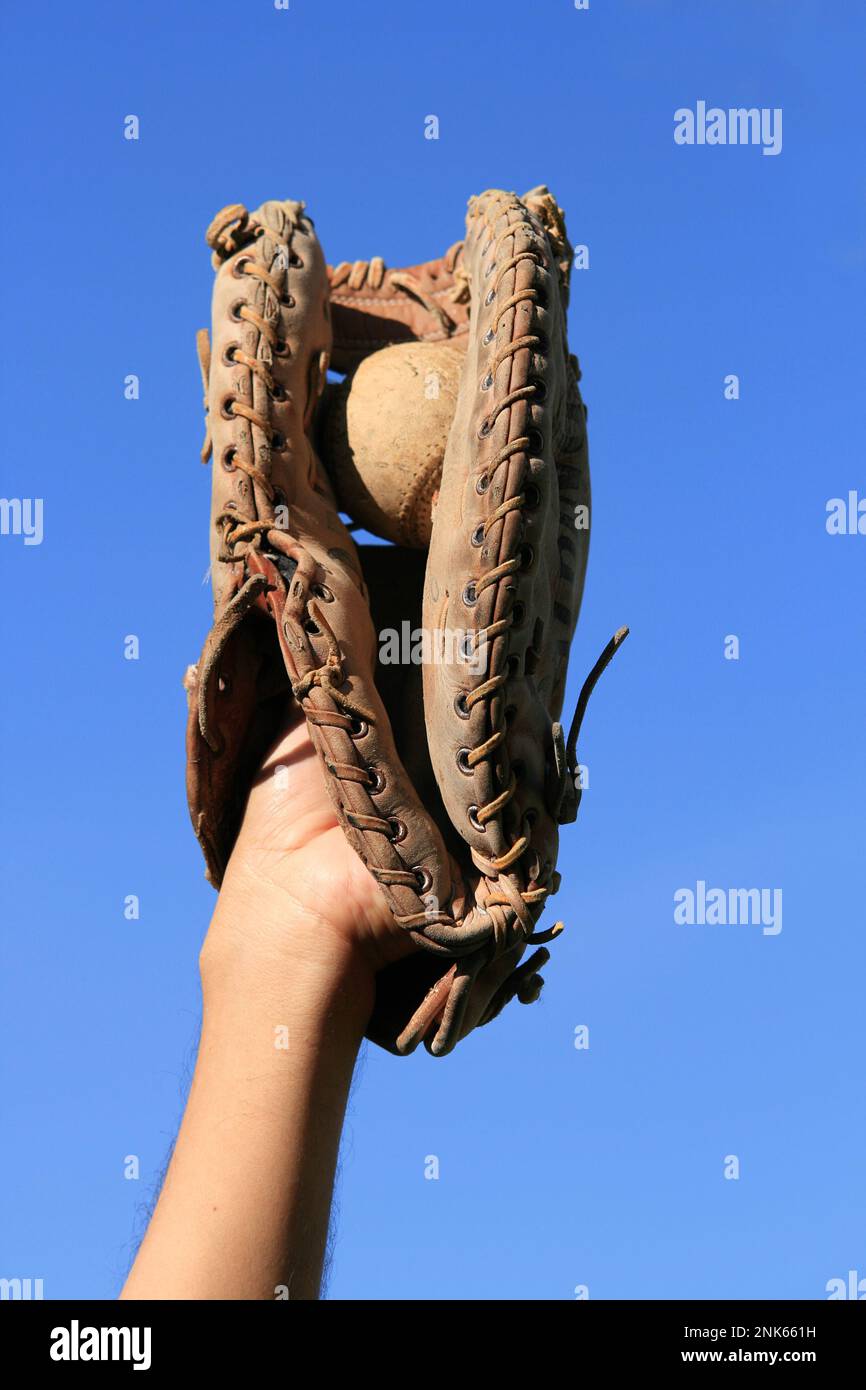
<box><xmin>185</xmin><ymin>190</ymin><xmax>626</xmax><ymax>1056</ymax></box>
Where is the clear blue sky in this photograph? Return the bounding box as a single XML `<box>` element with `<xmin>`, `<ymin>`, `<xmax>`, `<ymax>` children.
<box><xmin>1</xmin><ymin>0</ymin><xmax>863</xmax><ymax>1301</ymax></box>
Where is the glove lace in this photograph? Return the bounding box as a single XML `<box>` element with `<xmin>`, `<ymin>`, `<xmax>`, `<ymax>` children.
<box><xmin>458</xmin><ymin>200</ymin><xmax>628</xmax><ymax>931</ymax></box>
<box><xmin>329</xmin><ymin>240</ymin><xmax>467</xmax><ymax>335</ymax></box>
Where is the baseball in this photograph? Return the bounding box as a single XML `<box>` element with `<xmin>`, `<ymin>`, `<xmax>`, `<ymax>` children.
<box><xmin>319</xmin><ymin>339</ymin><xmax>465</xmax><ymax>548</ymax></box>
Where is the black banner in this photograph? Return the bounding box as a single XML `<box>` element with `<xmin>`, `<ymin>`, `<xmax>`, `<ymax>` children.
<box><xmin>1</xmin><ymin>1298</ymin><xmax>861</xmax><ymax>1373</ymax></box>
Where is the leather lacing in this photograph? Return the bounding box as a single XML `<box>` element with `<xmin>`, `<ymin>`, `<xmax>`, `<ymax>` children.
<box><xmin>457</xmin><ymin>198</ymin><xmax>628</xmax><ymax>942</ymax></box>
<box><xmin>199</xmin><ymin>204</ymin><xmax>473</xmax><ymax>948</ymax></box>
<box><xmin>329</xmin><ymin>241</ymin><xmax>469</xmax><ymax>336</ymax></box>
<box><xmin>195</xmin><ymin>195</ymin><xmax>625</xmax><ymax>1055</ymax></box>
<box><xmin>326</xmin><ymin>206</ymin><xmax>582</xmax><ymax>957</ymax></box>
<box><xmin>199</xmin><ymin>206</ymin><xmax>319</xmax><ymax>563</ymax></box>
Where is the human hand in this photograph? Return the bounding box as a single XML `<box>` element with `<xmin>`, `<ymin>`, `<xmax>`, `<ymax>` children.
<box><xmin>202</xmin><ymin>705</ymin><xmax>419</xmax><ymax>989</ymax></box>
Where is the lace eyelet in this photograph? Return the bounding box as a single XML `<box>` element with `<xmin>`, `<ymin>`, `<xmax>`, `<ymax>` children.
<box><xmin>524</xmin><ymin>807</ymin><xmax>539</xmax><ymax>828</ymax></box>
<box><xmin>289</xmin><ymin>252</ymin><xmax>304</xmax><ymax>268</ymax></box>
<box><xmin>413</xmin><ymin>866</ymin><xmax>433</xmax><ymax>893</ymax></box>
<box><xmin>463</xmin><ymin>581</ymin><xmax>478</xmax><ymax>606</ymax></box>
<box><xmin>468</xmin><ymin>805</ymin><xmax>486</xmax><ymax>833</ymax></box>
<box><xmin>478</xmin><ymin>418</ymin><xmax>492</xmax><ymax>438</ymax></box>
<box><xmin>529</xmin><ymin>376</ymin><xmax>547</xmax><ymax>402</ymax></box>
<box><xmin>311</xmin><ymin>582</ymin><xmax>334</xmax><ymax>602</ymax></box>
<box><xmin>504</xmin><ymin>704</ymin><xmax>517</xmax><ymax>724</ymax></box>
<box><xmin>454</xmin><ymin>692</ymin><xmax>471</xmax><ymax>719</ymax></box>
<box><xmin>485</xmin><ymin>288</ymin><xmax>496</xmax><ymax>306</ymax></box>
<box><xmin>274</xmin><ymin>339</ymin><xmax>290</xmax><ymax>357</ymax></box>
<box><xmin>231</xmin><ymin>256</ymin><xmax>251</xmax><ymax>279</ymax></box>
<box><xmin>220</xmin><ymin>396</ymin><xmax>236</xmax><ymax>420</ymax></box>
<box><xmin>222</xmin><ymin>343</ymin><xmax>240</xmax><ymax>367</ymax></box>
<box><xmin>303</xmin><ymin>618</ymin><xmax>320</xmax><ymax>635</ymax></box>
<box><xmin>388</xmin><ymin>818</ymin><xmax>407</xmax><ymax>843</ymax></box>
<box><xmin>506</xmin><ymin>655</ymin><xmax>521</xmax><ymax>677</ymax></box>
<box><xmin>470</xmin><ymin>523</ymin><xmax>485</xmax><ymax>548</ymax></box>
<box><xmin>519</xmin><ymin>544</ymin><xmax>534</xmax><ymax>571</ymax></box>
<box><xmin>349</xmin><ymin>718</ymin><xmax>368</xmax><ymax>738</ymax></box>
<box><xmin>482</xmin><ymin>327</ymin><xmax>495</xmax><ymax>345</ymax></box>
<box><xmin>475</xmin><ymin>473</ymin><xmax>490</xmax><ymax>494</ymax></box>
<box><xmin>281</xmin><ymin>293</ymin><xmax>296</xmax><ymax>308</ymax></box>
<box><xmin>484</xmin><ymin>260</ymin><xmax>496</xmax><ymax>278</ymax></box>
<box><xmin>524</xmin><ymin>482</ymin><xmax>541</xmax><ymax>509</ymax></box>
<box><xmin>527</xmin><ymin>428</ymin><xmax>544</xmax><ymax>455</ymax></box>
<box><xmin>367</xmin><ymin>767</ymin><xmax>386</xmax><ymax>793</ymax></box>
<box><xmin>272</xmin><ymin>383</ymin><xmax>287</xmax><ymax>402</ymax></box>
<box><xmin>229</xmin><ymin>300</ymin><xmax>245</xmax><ymax>322</ymax></box>
<box><xmin>456</xmin><ymin>747</ymin><xmax>473</xmax><ymax>774</ymax></box>
<box><xmin>481</xmin><ymin>373</ymin><xmax>493</xmax><ymax>391</ymax></box>
<box><xmin>512</xmin><ymin>602</ymin><xmax>526</xmax><ymax>625</ymax></box>
<box><xmin>271</xmin><ymin>431</ymin><xmax>286</xmax><ymax>451</ymax></box>
<box><xmin>221</xmin><ymin>447</ymin><xmax>238</xmax><ymax>473</ymax></box>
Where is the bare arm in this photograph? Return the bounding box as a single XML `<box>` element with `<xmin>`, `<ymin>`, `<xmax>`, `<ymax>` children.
<box><xmin>121</xmin><ymin>714</ymin><xmax>413</xmax><ymax>1301</ymax></box>
<box><xmin>121</xmin><ymin>912</ymin><xmax>371</xmax><ymax>1301</ymax></box>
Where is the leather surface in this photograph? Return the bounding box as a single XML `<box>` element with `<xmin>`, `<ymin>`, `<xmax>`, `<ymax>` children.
<box><xmin>185</xmin><ymin>190</ymin><xmax>601</xmax><ymax>1057</ymax></box>
<box><xmin>422</xmin><ymin>189</ymin><xmax>589</xmax><ymax>964</ymax></box>
<box><xmin>329</xmin><ymin>249</ymin><xmax>470</xmax><ymax>374</ymax></box>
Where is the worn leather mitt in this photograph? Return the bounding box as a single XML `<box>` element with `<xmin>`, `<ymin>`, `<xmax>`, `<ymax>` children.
<box><xmin>185</xmin><ymin>190</ymin><xmax>626</xmax><ymax>1056</ymax></box>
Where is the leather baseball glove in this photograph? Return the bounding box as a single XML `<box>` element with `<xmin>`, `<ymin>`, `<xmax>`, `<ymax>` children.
<box><xmin>185</xmin><ymin>189</ymin><xmax>626</xmax><ymax>1056</ymax></box>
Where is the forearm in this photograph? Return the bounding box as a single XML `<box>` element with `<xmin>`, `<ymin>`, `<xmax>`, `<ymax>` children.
<box><xmin>121</xmin><ymin>907</ymin><xmax>374</xmax><ymax>1301</ymax></box>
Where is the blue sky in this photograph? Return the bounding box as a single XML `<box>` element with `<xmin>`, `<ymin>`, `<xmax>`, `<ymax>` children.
<box><xmin>1</xmin><ymin>0</ymin><xmax>863</xmax><ymax>1300</ymax></box>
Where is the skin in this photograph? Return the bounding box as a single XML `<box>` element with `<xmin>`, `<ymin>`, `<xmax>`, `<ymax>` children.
<box><xmin>120</xmin><ymin>710</ymin><xmax>415</xmax><ymax>1302</ymax></box>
